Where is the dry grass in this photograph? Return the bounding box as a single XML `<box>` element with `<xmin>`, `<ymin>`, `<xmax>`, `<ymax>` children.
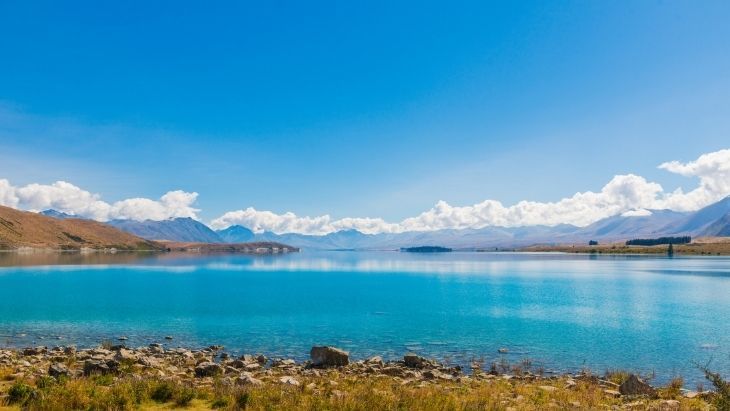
<box><xmin>0</xmin><ymin>372</ymin><xmax>714</xmax><ymax>411</ymax></box>
<box><xmin>523</xmin><ymin>239</ymin><xmax>730</xmax><ymax>256</ymax></box>
<box><xmin>0</xmin><ymin>205</ymin><xmax>161</xmax><ymax>251</ymax></box>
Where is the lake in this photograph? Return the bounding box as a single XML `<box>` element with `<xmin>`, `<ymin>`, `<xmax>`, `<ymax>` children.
<box><xmin>1</xmin><ymin>251</ymin><xmax>728</xmax><ymax>386</ymax></box>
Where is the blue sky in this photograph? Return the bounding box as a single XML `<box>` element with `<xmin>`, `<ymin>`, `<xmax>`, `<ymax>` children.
<box><xmin>1</xmin><ymin>1</ymin><xmax>730</xmax><ymax>232</ymax></box>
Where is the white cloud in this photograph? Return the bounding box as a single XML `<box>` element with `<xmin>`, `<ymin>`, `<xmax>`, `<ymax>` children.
<box><xmin>621</xmin><ymin>209</ymin><xmax>653</xmax><ymax>217</ymax></box>
<box><xmin>3</xmin><ymin>148</ymin><xmax>730</xmax><ymax>234</ymax></box>
<box><xmin>0</xmin><ymin>180</ymin><xmax>199</xmax><ymax>221</ymax></box>
<box><xmin>211</xmin><ymin>148</ymin><xmax>730</xmax><ymax>234</ymax></box>
<box><xmin>657</xmin><ymin>148</ymin><xmax>730</xmax><ymax>211</ymax></box>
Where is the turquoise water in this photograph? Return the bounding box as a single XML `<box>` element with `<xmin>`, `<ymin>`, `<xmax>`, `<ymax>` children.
<box><xmin>1</xmin><ymin>251</ymin><xmax>729</xmax><ymax>385</ymax></box>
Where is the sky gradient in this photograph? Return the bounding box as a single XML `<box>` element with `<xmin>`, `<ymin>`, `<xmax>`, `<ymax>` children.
<box><xmin>1</xmin><ymin>1</ymin><xmax>730</xmax><ymax>233</ymax></box>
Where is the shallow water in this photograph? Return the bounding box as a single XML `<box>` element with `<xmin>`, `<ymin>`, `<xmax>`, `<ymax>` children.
<box><xmin>1</xmin><ymin>251</ymin><xmax>728</xmax><ymax>385</ymax></box>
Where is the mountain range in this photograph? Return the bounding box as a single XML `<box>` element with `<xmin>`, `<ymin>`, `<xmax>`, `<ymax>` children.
<box><xmin>39</xmin><ymin>196</ymin><xmax>730</xmax><ymax>250</ymax></box>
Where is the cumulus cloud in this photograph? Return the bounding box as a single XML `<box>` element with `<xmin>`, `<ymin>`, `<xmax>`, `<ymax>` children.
<box><xmin>211</xmin><ymin>148</ymin><xmax>730</xmax><ymax>234</ymax></box>
<box><xmin>0</xmin><ymin>179</ymin><xmax>199</xmax><ymax>221</ymax></box>
<box><xmin>657</xmin><ymin>148</ymin><xmax>730</xmax><ymax>211</ymax></box>
<box><xmin>3</xmin><ymin>148</ymin><xmax>729</xmax><ymax>234</ymax></box>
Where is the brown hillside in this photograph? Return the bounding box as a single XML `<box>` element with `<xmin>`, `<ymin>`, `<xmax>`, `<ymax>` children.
<box><xmin>0</xmin><ymin>205</ymin><xmax>162</xmax><ymax>251</ymax></box>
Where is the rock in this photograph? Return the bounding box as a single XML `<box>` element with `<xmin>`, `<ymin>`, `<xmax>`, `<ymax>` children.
<box><xmin>48</xmin><ymin>363</ymin><xmax>70</xmax><ymax>378</ymax></box>
<box><xmin>229</xmin><ymin>359</ymin><xmax>247</xmax><ymax>369</ymax></box>
<box><xmin>113</xmin><ymin>348</ymin><xmax>138</xmax><ymax>362</ymax></box>
<box><xmin>195</xmin><ymin>361</ymin><xmax>223</xmax><ymax>377</ymax></box>
<box><xmin>365</xmin><ymin>356</ymin><xmax>384</xmax><ymax>366</ymax></box>
<box><xmin>117</xmin><ymin>336</ymin><xmax>128</xmax><ymax>341</ymax></box>
<box><xmin>165</xmin><ymin>336</ymin><xmax>173</xmax><ymax>340</ymax></box>
<box><xmin>23</xmin><ymin>346</ymin><xmax>46</xmax><ymax>356</ymax></box>
<box><xmin>498</xmin><ymin>348</ymin><xmax>509</xmax><ymax>354</ymax></box>
<box><xmin>403</xmin><ymin>353</ymin><xmax>433</xmax><ymax>369</ymax></box>
<box><xmin>280</xmin><ymin>376</ymin><xmax>300</xmax><ymax>386</ymax></box>
<box><xmin>422</xmin><ymin>369</ymin><xmax>452</xmax><ymax>380</ymax></box>
<box><xmin>236</xmin><ymin>373</ymin><xmax>264</xmax><ymax>386</ymax></box>
<box><xmin>148</xmin><ymin>343</ymin><xmax>164</xmax><ymax>354</ymax></box>
<box><xmin>539</xmin><ymin>385</ymin><xmax>557</xmax><ymax>392</ymax></box>
<box><xmin>244</xmin><ymin>363</ymin><xmax>261</xmax><ymax>371</ymax></box>
<box><xmin>381</xmin><ymin>366</ymin><xmax>405</xmax><ymax>377</ymax></box>
<box><xmin>310</xmin><ymin>346</ymin><xmax>349</xmax><ymax>367</ymax></box>
<box><xmin>256</xmin><ymin>354</ymin><xmax>268</xmax><ymax>365</ymax></box>
<box><xmin>618</xmin><ymin>374</ymin><xmax>656</xmax><ymax>397</ymax></box>
<box><xmin>83</xmin><ymin>359</ymin><xmax>117</xmax><ymax>376</ymax></box>
<box><xmin>273</xmin><ymin>358</ymin><xmax>296</xmax><ymax>367</ymax></box>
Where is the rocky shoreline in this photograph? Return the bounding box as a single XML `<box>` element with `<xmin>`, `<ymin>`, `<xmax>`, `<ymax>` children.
<box><xmin>0</xmin><ymin>344</ymin><xmax>721</xmax><ymax>410</ymax></box>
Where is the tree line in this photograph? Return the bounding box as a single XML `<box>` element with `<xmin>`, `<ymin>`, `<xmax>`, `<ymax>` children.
<box><xmin>625</xmin><ymin>236</ymin><xmax>691</xmax><ymax>246</ymax></box>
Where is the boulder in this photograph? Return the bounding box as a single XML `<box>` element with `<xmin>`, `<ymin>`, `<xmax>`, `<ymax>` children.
<box><xmin>48</xmin><ymin>363</ymin><xmax>70</xmax><ymax>378</ymax></box>
<box><xmin>310</xmin><ymin>346</ymin><xmax>349</xmax><ymax>367</ymax></box>
<box><xmin>195</xmin><ymin>361</ymin><xmax>223</xmax><ymax>378</ymax></box>
<box><xmin>619</xmin><ymin>374</ymin><xmax>657</xmax><ymax>397</ymax></box>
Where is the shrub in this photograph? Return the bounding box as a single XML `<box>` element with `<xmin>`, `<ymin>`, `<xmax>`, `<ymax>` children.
<box><xmin>668</xmin><ymin>377</ymin><xmax>683</xmax><ymax>397</ymax></box>
<box><xmin>701</xmin><ymin>366</ymin><xmax>730</xmax><ymax>410</ymax></box>
<box><xmin>235</xmin><ymin>390</ymin><xmax>250</xmax><ymax>409</ymax></box>
<box><xmin>151</xmin><ymin>380</ymin><xmax>176</xmax><ymax>402</ymax></box>
<box><xmin>8</xmin><ymin>381</ymin><xmax>37</xmax><ymax>405</ymax></box>
<box><xmin>211</xmin><ymin>396</ymin><xmax>230</xmax><ymax>408</ymax></box>
<box><xmin>175</xmin><ymin>385</ymin><xmax>196</xmax><ymax>407</ymax></box>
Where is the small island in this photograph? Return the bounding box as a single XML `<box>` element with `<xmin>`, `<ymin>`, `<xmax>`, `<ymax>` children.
<box><xmin>400</xmin><ymin>246</ymin><xmax>453</xmax><ymax>253</ymax></box>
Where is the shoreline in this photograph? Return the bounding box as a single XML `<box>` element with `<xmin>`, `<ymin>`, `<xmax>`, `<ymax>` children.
<box><xmin>0</xmin><ymin>344</ymin><xmax>721</xmax><ymax>410</ymax></box>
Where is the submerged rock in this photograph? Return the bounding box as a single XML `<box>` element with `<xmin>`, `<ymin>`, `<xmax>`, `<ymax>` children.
<box><xmin>310</xmin><ymin>346</ymin><xmax>349</xmax><ymax>367</ymax></box>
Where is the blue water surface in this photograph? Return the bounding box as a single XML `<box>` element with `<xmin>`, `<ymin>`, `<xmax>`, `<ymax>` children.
<box><xmin>1</xmin><ymin>251</ymin><xmax>728</xmax><ymax>385</ymax></box>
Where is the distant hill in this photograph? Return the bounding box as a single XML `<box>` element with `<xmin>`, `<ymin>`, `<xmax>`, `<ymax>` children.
<box><xmin>216</xmin><ymin>225</ymin><xmax>255</xmax><ymax>243</ymax></box>
<box><xmin>671</xmin><ymin>196</ymin><xmax>730</xmax><ymax>234</ymax></box>
<box><xmin>574</xmin><ymin>209</ymin><xmax>689</xmax><ymax>241</ymax></box>
<box><xmin>107</xmin><ymin>218</ymin><xmax>223</xmax><ymax>243</ymax></box>
<box><xmin>0</xmin><ymin>205</ymin><xmax>160</xmax><ymax>250</ymax></box>
<box><xmin>701</xmin><ymin>212</ymin><xmax>730</xmax><ymax>236</ymax></box>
